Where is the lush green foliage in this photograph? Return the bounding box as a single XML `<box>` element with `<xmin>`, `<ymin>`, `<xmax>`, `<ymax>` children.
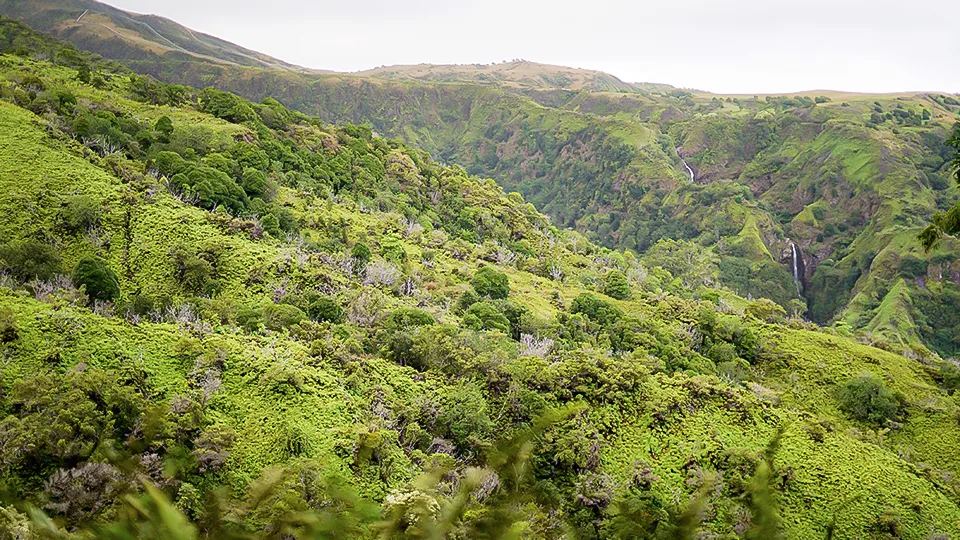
<box><xmin>0</xmin><ymin>15</ymin><xmax>958</xmax><ymax>540</ymax></box>
<box><xmin>837</xmin><ymin>375</ymin><xmax>901</xmax><ymax>426</ymax></box>
<box><xmin>471</xmin><ymin>266</ymin><xmax>510</xmax><ymax>300</ymax></box>
<box><xmin>72</xmin><ymin>255</ymin><xmax>120</xmax><ymax>303</ymax></box>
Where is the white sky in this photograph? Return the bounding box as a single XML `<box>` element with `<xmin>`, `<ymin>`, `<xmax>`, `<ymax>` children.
<box><xmin>104</xmin><ymin>0</ymin><xmax>959</xmax><ymax>94</ymax></box>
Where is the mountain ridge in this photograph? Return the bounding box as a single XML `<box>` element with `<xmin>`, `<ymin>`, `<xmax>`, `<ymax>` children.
<box><xmin>0</xmin><ymin>0</ymin><xmax>313</xmax><ymax>71</ymax></box>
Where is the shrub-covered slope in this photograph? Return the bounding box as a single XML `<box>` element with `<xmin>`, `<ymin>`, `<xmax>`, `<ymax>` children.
<box><xmin>0</xmin><ymin>25</ymin><xmax>960</xmax><ymax>539</ymax></box>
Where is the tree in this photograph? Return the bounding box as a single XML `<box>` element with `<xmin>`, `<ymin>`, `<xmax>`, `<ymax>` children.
<box><xmin>571</xmin><ymin>293</ymin><xmax>623</xmax><ymax>326</ymax></box>
<box><xmin>241</xmin><ymin>168</ymin><xmax>268</xmax><ymax>197</ymax></box>
<box><xmin>155</xmin><ymin>116</ymin><xmax>174</xmax><ymax>143</ymax></box>
<box><xmin>60</xmin><ymin>195</ymin><xmax>100</xmax><ymax>233</ymax></box>
<box><xmin>471</xmin><ymin>266</ymin><xmax>510</xmax><ymax>300</ymax></box>
<box><xmin>260</xmin><ymin>213</ymin><xmax>282</xmax><ymax>238</ymax></box>
<box><xmin>745</xmin><ymin>298</ymin><xmax>786</xmax><ymax>323</ymax></box>
<box><xmin>603</xmin><ymin>269</ymin><xmax>631</xmax><ymax>300</ymax></box>
<box><xmin>919</xmin><ymin>122</ymin><xmax>960</xmax><ymax>250</ymax></box>
<box><xmin>263</xmin><ymin>303</ymin><xmax>306</xmax><ymax>331</ymax></box>
<box><xmin>73</xmin><ymin>255</ymin><xmax>120</xmax><ymax>303</ymax></box>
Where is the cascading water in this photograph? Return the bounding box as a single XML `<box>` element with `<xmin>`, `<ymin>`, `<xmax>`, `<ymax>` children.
<box><xmin>676</xmin><ymin>147</ymin><xmax>695</xmax><ymax>182</ymax></box>
<box><xmin>790</xmin><ymin>242</ymin><xmax>806</xmax><ymax>298</ymax></box>
<box><xmin>791</xmin><ymin>243</ymin><xmax>800</xmax><ymax>283</ymax></box>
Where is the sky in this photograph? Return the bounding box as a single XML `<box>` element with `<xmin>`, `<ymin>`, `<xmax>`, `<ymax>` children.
<box><xmin>103</xmin><ymin>0</ymin><xmax>959</xmax><ymax>94</ymax></box>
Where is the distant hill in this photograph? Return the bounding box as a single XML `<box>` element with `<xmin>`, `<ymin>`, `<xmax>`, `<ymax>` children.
<box><xmin>0</xmin><ymin>0</ymin><xmax>310</xmax><ymax>71</ymax></box>
<box><xmin>356</xmin><ymin>60</ymin><xmax>673</xmax><ymax>93</ymax></box>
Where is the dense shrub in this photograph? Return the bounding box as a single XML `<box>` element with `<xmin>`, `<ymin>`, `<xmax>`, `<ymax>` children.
<box><xmin>387</xmin><ymin>307</ymin><xmax>435</xmax><ymax>329</ymax></box>
<box><xmin>59</xmin><ymin>195</ymin><xmax>100</xmax><ymax>233</ymax></box>
<box><xmin>169</xmin><ymin>246</ymin><xmax>215</xmax><ymax>295</ymax></box>
<box><xmin>463</xmin><ymin>302</ymin><xmax>510</xmax><ymax>333</ymax></box>
<box><xmin>745</xmin><ymin>298</ymin><xmax>787</xmax><ymax>323</ymax></box>
<box><xmin>72</xmin><ymin>255</ymin><xmax>120</xmax><ymax>303</ymax></box>
<box><xmin>154</xmin><ymin>116</ymin><xmax>173</xmax><ymax>143</ymax></box>
<box><xmin>898</xmin><ymin>255</ymin><xmax>928</xmax><ymax>278</ymax></box>
<box><xmin>456</xmin><ymin>290</ymin><xmax>481</xmax><ymax>313</ymax></box>
<box><xmin>263</xmin><ymin>303</ymin><xmax>306</xmax><ymax>331</ymax></box>
<box><xmin>603</xmin><ymin>269</ymin><xmax>631</xmax><ymax>300</ymax></box>
<box><xmin>307</xmin><ymin>296</ymin><xmax>344</xmax><ymax>323</ymax></box>
<box><xmin>200</xmin><ymin>88</ymin><xmax>257</xmax><ymax>124</ymax></box>
<box><xmin>0</xmin><ymin>240</ymin><xmax>61</xmax><ymax>281</ymax></box>
<box><xmin>471</xmin><ymin>266</ymin><xmax>510</xmax><ymax>300</ymax></box>
<box><xmin>571</xmin><ymin>293</ymin><xmax>623</xmax><ymax>326</ymax></box>
<box><xmin>0</xmin><ymin>307</ymin><xmax>17</xmax><ymax>343</ymax></box>
<box><xmin>837</xmin><ymin>375</ymin><xmax>900</xmax><ymax>425</ymax></box>
<box><xmin>351</xmin><ymin>243</ymin><xmax>372</xmax><ymax>267</ymax></box>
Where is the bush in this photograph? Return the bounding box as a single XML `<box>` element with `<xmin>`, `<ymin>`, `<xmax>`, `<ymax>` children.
<box><xmin>155</xmin><ymin>116</ymin><xmax>174</xmax><ymax>143</ymax></box>
<box><xmin>307</xmin><ymin>296</ymin><xmax>343</xmax><ymax>323</ymax></box>
<box><xmin>745</xmin><ymin>299</ymin><xmax>786</xmax><ymax>323</ymax></box>
<box><xmin>59</xmin><ymin>195</ymin><xmax>100</xmax><ymax>233</ymax></box>
<box><xmin>241</xmin><ymin>168</ymin><xmax>268</xmax><ymax>197</ymax></box>
<box><xmin>73</xmin><ymin>255</ymin><xmax>120</xmax><ymax>303</ymax></box>
<box><xmin>456</xmin><ymin>290</ymin><xmax>480</xmax><ymax>313</ymax></box>
<box><xmin>0</xmin><ymin>307</ymin><xmax>17</xmax><ymax>343</ymax></box>
<box><xmin>603</xmin><ymin>269</ymin><xmax>631</xmax><ymax>300</ymax></box>
<box><xmin>351</xmin><ymin>243</ymin><xmax>372</xmax><ymax>267</ymax></box>
<box><xmin>939</xmin><ymin>364</ymin><xmax>960</xmax><ymax>394</ymax></box>
<box><xmin>260</xmin><ymin>213</ymin><xmax>282</xmax><ymax>238</ymax></box>
<box><xmin>707</xmin><ymin>342</ymin><xmax>738</xmax><ymax>363</ymax></box>
<box><xmin>463</xmin><ymin>302</ymin><xmax>510</xmax><ymax>333</ymax></box>
<box><xmin>263</xmin><ymin>303</ymin><xmax>306</xmax><ymax>331</ymax></box>
<box><xmin>200</xmin><ymin>88</ymin><xmax>257</xmax><ymax>124</ymax></box>
<box><xmin>387</xmin><ymin>307</ymin><xmax>435</xmax><ymax>329</ymax></box>
<box><xmin>169</xmin><ymin>246</ymin><xmax>216</xmax><ymax>295</ymax></box>
<box><xmin>0</xmin><ymin>240</ymin><xmax>61</xmax><ymax>281</ymax></box>
<box><xmin>153</xmin><ymin>151</ymin><xmax>189</xmax><ymax>177</ymax></box>
<box><xmin>571</xmin><ymin>293</ymin><xmax>623</xmax><ymax>326</ymax></box>
<box><xmin>237</xmin><ymin>305</ymin><xmax>263</xmax><ymax>332</ymax></box>
<box><xmin>837</xmin><ymin>375</ymin><xmax>900</xmax><ymax>425</ymax></box>
<box><xmin>471</xmin><ymin>266</ymin><xmax>510</xmax><ymax>300</ymax></box>
<box><xmin>898</xmin><ymin>255</ymin><xmax>928</xmax><ymax>279</ymax></box>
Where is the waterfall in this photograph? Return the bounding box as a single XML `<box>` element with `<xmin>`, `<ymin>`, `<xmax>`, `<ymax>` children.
<box><xmin>676</xmin><ymin>147</ymin><xmax>695</xmax><ymax>182</ymax></box>
<box><xmin>791</xmin><ymin>243</ymin><xmax>800</xmax><ymax>283</ymax></box>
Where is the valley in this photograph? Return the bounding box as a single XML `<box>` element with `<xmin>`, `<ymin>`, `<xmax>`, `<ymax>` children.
<box><xmin>0</xmin><ymin>4</ymin><xmax>958</xmax><ymax>538</ymax></box>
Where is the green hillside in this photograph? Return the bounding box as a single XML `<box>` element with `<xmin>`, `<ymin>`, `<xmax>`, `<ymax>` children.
<box><xmin>5</xmin><ymin>0</ymin><xmax>957</xmax><ymax>357</ymax></box>
<box><xmin>152</xmin><ymin>66</ymin><xmax>960</xmax><ymax>358</ymax></box>
<box><xmin>0</xmin><ymin>0</ymin><xmax>309</xmax><ymax>71</ymax></box>
<box><xmin>1</xmin><ymin>16</ymin><xmax>960</xmax><ymax>540</ymax></box>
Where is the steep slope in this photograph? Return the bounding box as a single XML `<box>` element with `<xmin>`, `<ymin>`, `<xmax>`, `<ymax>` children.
<box><xmin>0</xmin><ymin>0</ymin><xmax>308</xmax><ymax>71</ymax></box>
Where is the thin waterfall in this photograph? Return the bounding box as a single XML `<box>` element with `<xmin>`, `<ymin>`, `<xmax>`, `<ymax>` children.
<box><xmin>676</xmin><ymin>147</ymin><xmax>695</xmax><ymax>182</ymax></box>
<box><xmin>792</xmin><ymin>243</ymin><xmax>800</xmax><ymax>283</ymax></box>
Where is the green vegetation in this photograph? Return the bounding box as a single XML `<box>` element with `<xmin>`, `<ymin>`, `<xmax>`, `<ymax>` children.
<box><xmin>837</xmin><ymin>375</ymin><xmax>902</xmax><ymax>426</ymax></box>
<box><xmin>471</xmin><ymin>266</ymin><xmax>510</xmax><ymax>300</ymax></box>
<box><xmin>72</xmin><ymin>255</ymin><xmax>120</xmax><ymax>303</ymax></box>
<box><xmin>920</xmin><ymin>122</ymin><xmax>960</xmax><ymax>250</ymax></box>
<box><xmin>4</xmin><ymin>4</ymin><xmax>959</xmax><ymax>358</ymax></box>
<box><xmin>0</xmin><ymin>13</ymin><xmax>958</xmax><ymax>540</ymax></box>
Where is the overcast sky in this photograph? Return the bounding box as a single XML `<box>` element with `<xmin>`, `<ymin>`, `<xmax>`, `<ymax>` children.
<box><xmin>104</xmin><ymin>0</ymin><xmax>959</xmax><ymax>94</ymax></box>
